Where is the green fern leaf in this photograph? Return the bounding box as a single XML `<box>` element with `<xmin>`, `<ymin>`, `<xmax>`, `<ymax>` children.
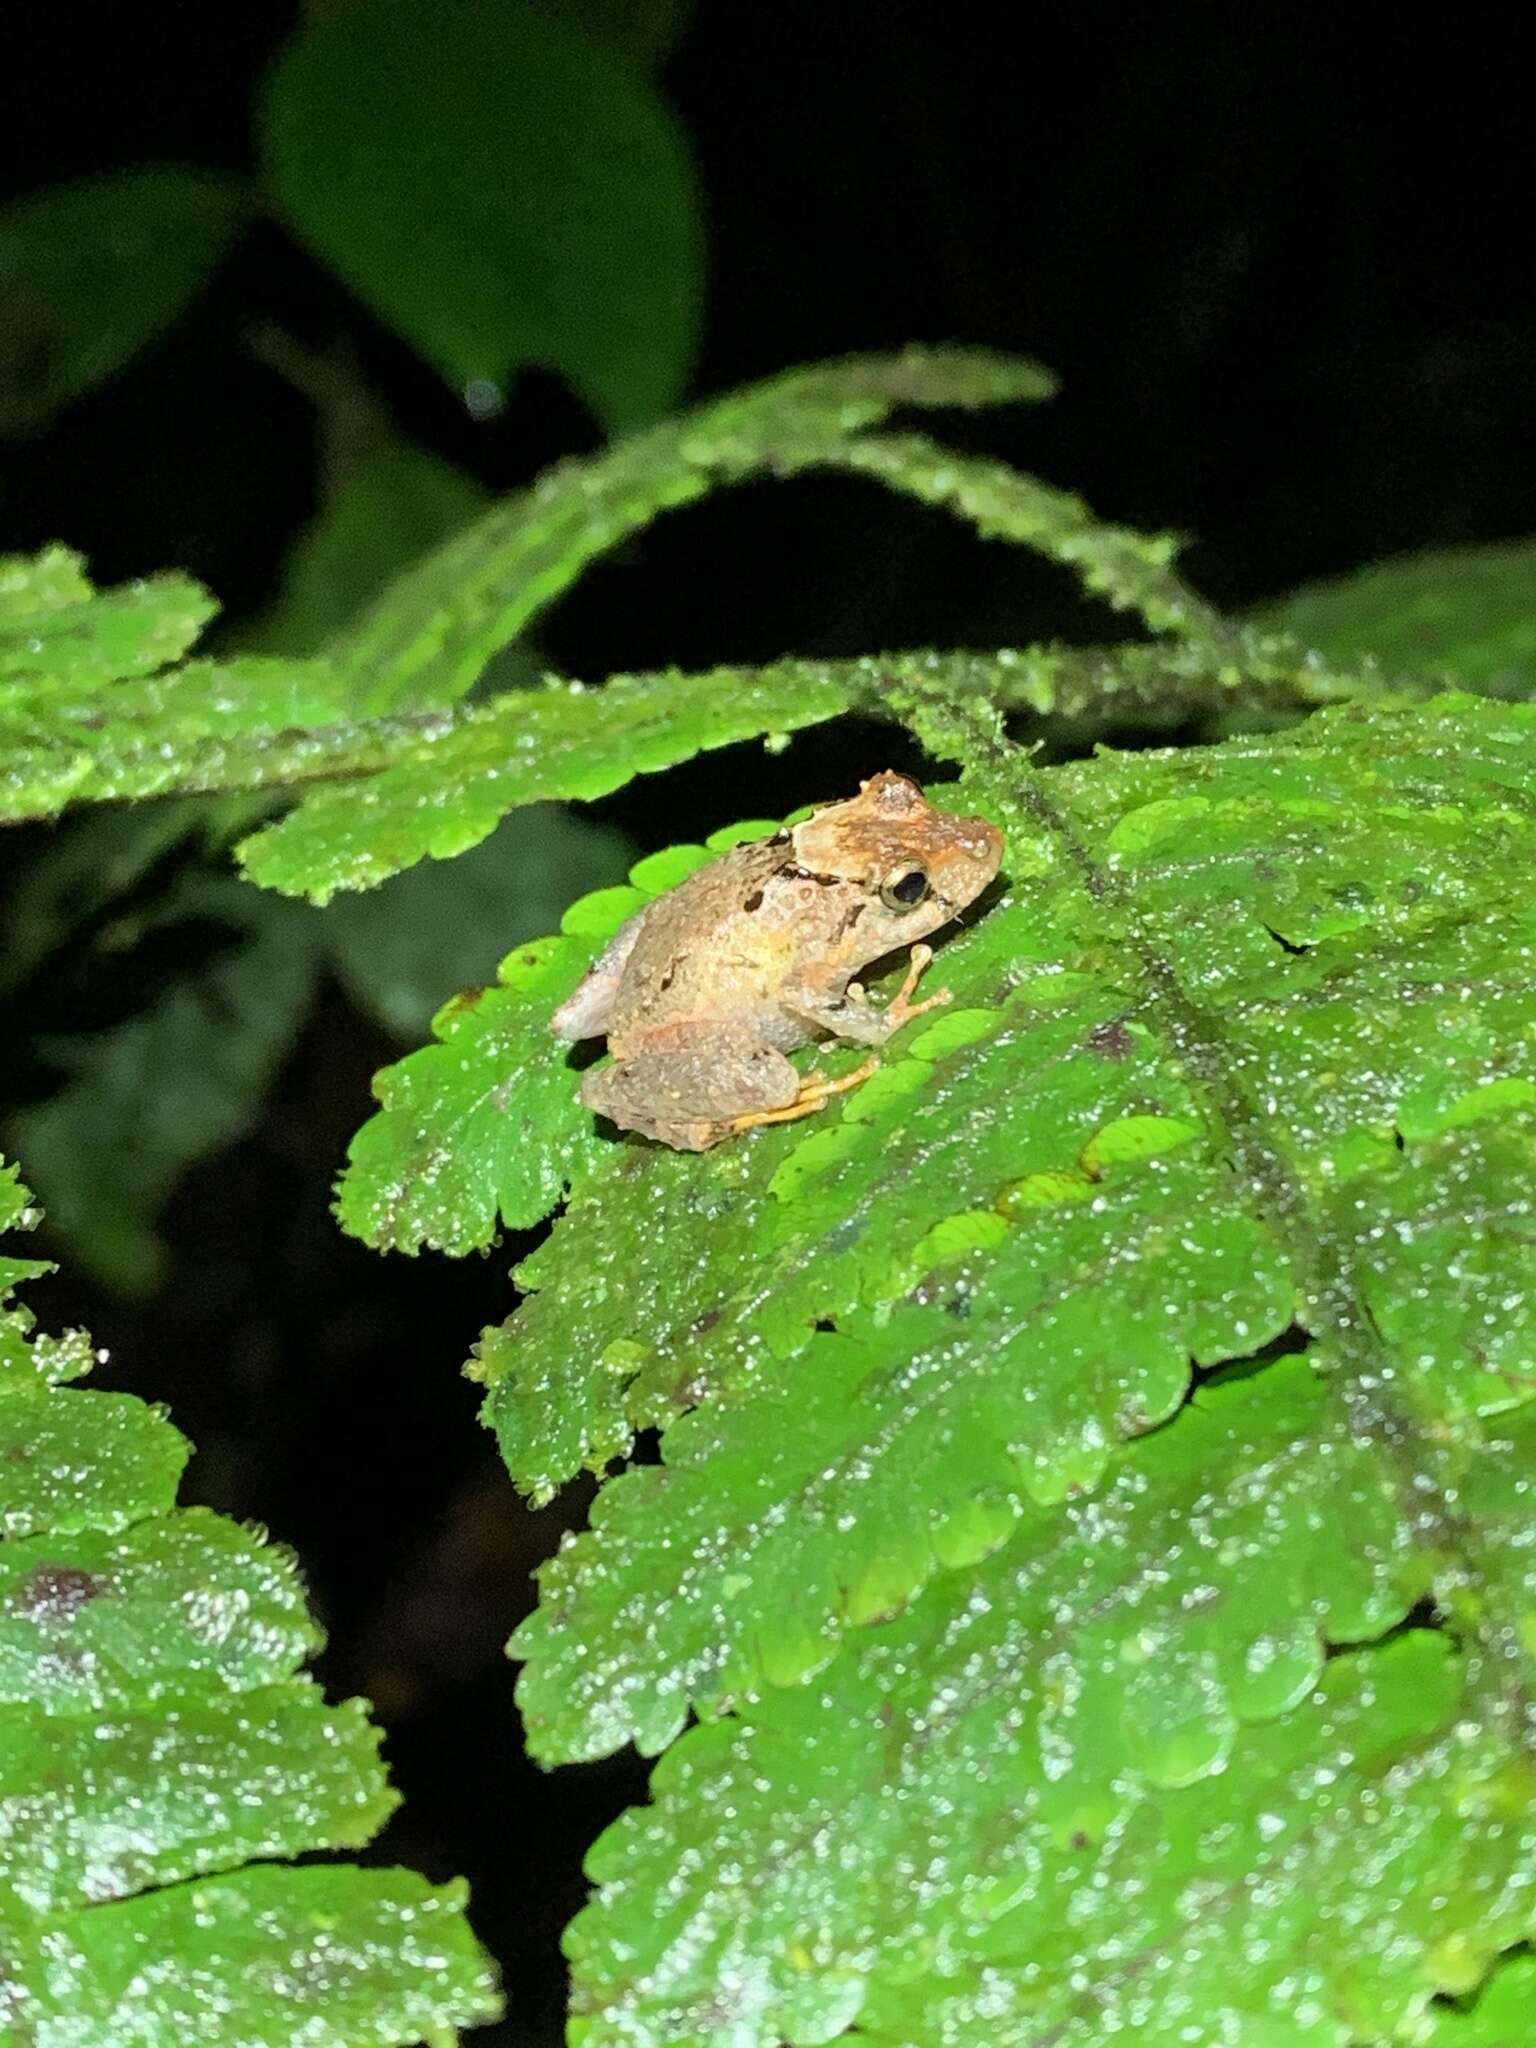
<box><xmin>570</xmin><ymin>1618</ymin><xmax>1534</xmax><ymax>2045</ymax></box>
<box><xmin>451</xmin><ymin>688</ymin><xmax>1536</xmax><ymax>2039</ymax></box>
<box><xmin>0</xmin><ymin>542</ymin><xmax>401</xmax><ymax>823</ymax></box>
<box><xmin>0</xmin><ymin>635</ymin><xmax>362</xmax><ymax>821</ymax></box>
<box><xmin>484</xmin><ymin>687</ymin><xmax>1533</xmax><ymax>1519</ymax></box>
<box><xmin>1</xmin><ymin>543</ymin><xmax>214</xmax><ymax>687</ymax></box>
<box><xmin>0</xmin><ymin>1164</ymin><xmax>94</xmax><ymax>1385</ymax></box>
<box><xmin>10</xmin><ymin>1862</ymin><xmax>492</xmax><ymax>2048</ymax></box>
<box><xmin>236</xmin><ymin>615</ymin><xmax>1389</xmax><ymax>909</ymax></box>
<box><xmin>241</xmin><ymin>658</ymin><xmax>857</xmax><ymax>904</ymax></box>
<box><xmin>1422</xmin><ymin>1953</ymin><xmax>1536</xmax><ymax>2043</ymax></box>
<box><xmin>0</xmin><ymin>1162</ymin><xmax>501</xmax><ymax>2041</ymax></box>
<box><xmin>336</xmin><ymin>928</ymin><xmax>609</xmax><ymax>1255</ymax></box>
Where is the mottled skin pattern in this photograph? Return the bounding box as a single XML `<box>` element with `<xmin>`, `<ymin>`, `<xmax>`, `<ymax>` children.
<box><xmin>551</xmin><ymin>772</ymin><xmax>1004</xmax><ymax>1150</ymax></box>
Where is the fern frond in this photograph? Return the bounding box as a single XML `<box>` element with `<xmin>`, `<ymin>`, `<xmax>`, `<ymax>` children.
<box><xmin>368</xmin><ymin>683</ymin><xmax>1536</xmax><ymax>2044</ymax></box>
<box><xmin>0</xmin><ymin>1161</ymin><xmax>501</xmax><ymax>2042</ymax></box>
<box><xmin>0</xmin><ymin>544</ymin><xmax>213</xmax><ymax>683</ymax></box>
<box><xmin>317</xmin><ymin>346</ymin><xmax>1055</xmax><ymax>711</ymax></box>
<box><xmin>570</xmin><ymin>1616</ymin><xmax>1534</xmax><ymax>2045</ymax></box>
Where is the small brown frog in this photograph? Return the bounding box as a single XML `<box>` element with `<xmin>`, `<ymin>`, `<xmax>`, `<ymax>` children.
<box><xmin>551</xmin><ymin>771</ymin><xmax>1003</xmax><ymax>1150</ymax></box>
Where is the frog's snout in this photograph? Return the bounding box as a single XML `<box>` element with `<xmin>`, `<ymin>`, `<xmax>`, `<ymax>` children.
<box><xmin>957</xmin><ymin>815</ymin><xmax>1005</xmax><ymax>879</ymax></box>
<box><xmin>973</xmin><ymin>818</ymin><xmax>1005</xmax><ymax>864</ymax></box>
<box><xmin>930</xmin><ymin>816</ymin><xmax>1003</xmax><ymax>921</ymax></box>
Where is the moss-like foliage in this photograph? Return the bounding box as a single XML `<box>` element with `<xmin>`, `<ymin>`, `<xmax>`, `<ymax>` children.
<box><xmin>0</xmin><ymin>1161</ymin><xmax>501</xmax><ymax>2042</ymax></box>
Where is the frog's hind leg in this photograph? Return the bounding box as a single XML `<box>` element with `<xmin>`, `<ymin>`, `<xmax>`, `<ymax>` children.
<box><xmin>581</xmin><ymin>1031</ymin><xmax>803</xmax><ymax>1151</ymax></box>
<box><xmin>725</xmin><ymin>1057</ymin><xmax>879</xmax><ymax>1134</ymax></box>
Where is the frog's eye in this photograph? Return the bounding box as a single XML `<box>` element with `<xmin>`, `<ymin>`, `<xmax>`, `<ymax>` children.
<box><xmin>880</xmin><ymin>866</ymin><xmax>930</xmax><ymax>912</ymax></box>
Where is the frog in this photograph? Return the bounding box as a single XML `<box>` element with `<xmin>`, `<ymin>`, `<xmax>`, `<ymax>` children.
<box><xmin>550</xmin><ymin>770</ymin><xmax>1004</xmax><ymax>1150</ymax></box>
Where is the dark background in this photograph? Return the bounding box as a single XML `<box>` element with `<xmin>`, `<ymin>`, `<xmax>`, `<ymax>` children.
<box><xmin>3</xmin><ymin>6</ymin><xmax>1532</xmax><ymax>2040</ymax></box>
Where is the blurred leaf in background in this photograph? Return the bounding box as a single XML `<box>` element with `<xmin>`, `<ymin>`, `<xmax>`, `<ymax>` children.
<box><xmin>1258</xmin><ymin>538</ymin><xmax>1536</xmax><ymax>696</ymax></box>
<box><xmin>562</xmin><ymin>0</ymin><xmax>694</xmax><ymax>64</ymax></box>
<box><xmin>243</xmin><ymin>434</ymin><xmax>492</xmax><ymax>661</ymax></box>
<box><xmin>0</xmin><ymin>803</ymin><xmax>215</xmax><ymax>992</ymax></box>
<box><xmin>260</xmin><ymin>0</ymin><xmax>704</xmax><ymax>430</ymax></box>
<box><xmin>9</xmin><ymin>879</ymin><xmax>317</xmax><ymax>1295</ymax></box>
<box><xmin>5</xmin><ymin>807</ymin><xmax>632</xmax><ymax>1292</ymax></box>
<box><xmin>0</xmin><ymin>169</ymin><xmax>248</xmax><ymax>437</ymax></box>
<box><xmin>325</xmin><ymin>804</ymin><xmax>632</xmax><ymax>1043</ymax></box>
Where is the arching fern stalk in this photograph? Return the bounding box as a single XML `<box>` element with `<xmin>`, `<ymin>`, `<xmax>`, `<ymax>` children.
<box><xmin>4</xmin><ymin>347</ymin><xmax>1535</xmax><ymax>2043</ymax></box>
<box><xmin>0</xmin><ymin>346</ymin><xmax>1339</xmax><ymax>1291</ymax></box>
<box><xmin>0</xmin><ymin>1160</ymin><xmax>501</xmax><ymax>2044</ymax></box>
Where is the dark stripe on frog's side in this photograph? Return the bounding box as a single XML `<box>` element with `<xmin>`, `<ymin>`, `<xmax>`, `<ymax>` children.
<box><xmin>744</xmin><ymin>864</ymin><xmax>840</xmax><ymax>914</ymax></box>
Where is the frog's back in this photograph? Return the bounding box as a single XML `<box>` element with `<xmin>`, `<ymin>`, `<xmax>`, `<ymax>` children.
<box><xmin>605</xmin><ymin>838</ymin><xmax>804</xmax><ymax>1051</ymax></box>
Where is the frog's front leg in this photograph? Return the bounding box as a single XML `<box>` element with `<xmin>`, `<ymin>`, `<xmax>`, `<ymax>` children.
<box><xmin>783</xmin><ymin>943</ymin><xmax>952</xmax><ymax>1047</ymax></box>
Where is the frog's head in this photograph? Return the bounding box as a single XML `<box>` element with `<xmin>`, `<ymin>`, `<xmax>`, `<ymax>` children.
<box><xmin>789</xmin><ymin>771</ymin><xmax>1004</xmax><ymax>954</ymax></box>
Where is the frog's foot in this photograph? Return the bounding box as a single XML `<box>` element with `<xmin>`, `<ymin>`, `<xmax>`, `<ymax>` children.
<box><xmin>851</xmin><ymin>943</ymin><xmax>952</xmax><ymax>1034</ymax></box>
<box><xmin>789</xmin><ymin>944</ymin><xmax>955</xmax><ymax>1049</ymax></box>
<box><xmin>725</xmin><ymin>1056</ymin><xmax>879</xmax><ymax>1135</ymax></box>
